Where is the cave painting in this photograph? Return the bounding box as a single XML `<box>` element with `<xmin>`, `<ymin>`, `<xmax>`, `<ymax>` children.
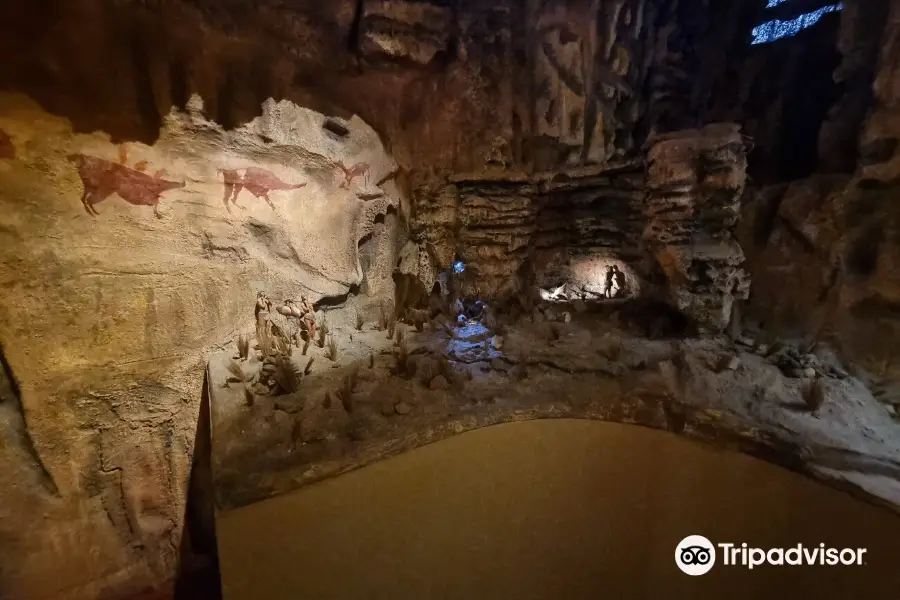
<box><xmin>336</xmin><ymin>160</ymin><xmax>371</xmax><ymax>189</ymax></box>
<box><xmin>69</xmin><ymin>153</ymin><xmax>185</xmax><ymax>218</ymax></box>
<box><xmin>0</xmin><ymin>129</ymin><xmax>14</xmax><ymax>160</ymax></box>
<box><xmin>219</xmin><ymin>167</ymin><xmax>307</xmax><ymax>212</ymax></box>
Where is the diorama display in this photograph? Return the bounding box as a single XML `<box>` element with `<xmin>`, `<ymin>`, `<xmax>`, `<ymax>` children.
<box><xmin>0</xmin><ymin>0</ymin><xmax>898</xmax><ymax>599</ymax></box>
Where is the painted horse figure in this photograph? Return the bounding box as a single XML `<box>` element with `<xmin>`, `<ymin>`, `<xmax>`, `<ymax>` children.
<box><xmin>69</xmin><ymin>154</ymin><xmax>185</xmax><ymax>218</ymax></box>
<box><xmin>336</xmin><ymin>161</ymin><xmax>370</xmax><ymax>189</ymax></box>
<box><xmin>218</xmin><ymin>167</ymin><xmax>307</xmax><ymax>212</ymax></box>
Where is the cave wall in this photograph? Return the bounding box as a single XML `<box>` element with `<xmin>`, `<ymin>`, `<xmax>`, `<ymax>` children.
<box><xmin>0</xmin><ymin>92</ymin><xmax>400</xmax><ymax>599</ymax></box>
<box><xmin>5</xmin><ymin>0</ymin><xmax>893</xmax><ymax>596</ymax></box>
<box><xmin>736</xmin><ymin>0</ymin><xmax>900</xmax><ymax>380</ymax></box>
<box><xmin>0</xmin><ymin>1</ymin><xmax>683</xmax><ymax>598</ymax></box>
<box><xmin>410</xmin><ymin>162</ymin><xmax>646</xmax><ymax>302</ymax></box>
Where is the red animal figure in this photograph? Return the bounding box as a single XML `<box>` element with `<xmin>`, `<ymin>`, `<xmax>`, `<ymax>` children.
<box><xmin>218</xmin><ymin>167</ymin><xmax>306</xmax><ymax>212</ymax></box>
<box><xmin>337</xmin><ymin>161</ymin><xmax>370</xmax><ymax>189</ymax></box>
<box><xmin>68</xmin><ymin>154</ymin><xmax>185</xmax><ymax>218</ymax></box>
<box><xmin>0</xmin><ymin>129</ymin><xmax>14</xmax><ymax>160</ymax></box>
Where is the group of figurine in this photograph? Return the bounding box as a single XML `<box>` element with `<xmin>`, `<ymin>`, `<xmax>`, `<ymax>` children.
<box><xmin>256</xmin><ymin>291</ymin><xmax>319</xmax><ymax>342</ymax></box>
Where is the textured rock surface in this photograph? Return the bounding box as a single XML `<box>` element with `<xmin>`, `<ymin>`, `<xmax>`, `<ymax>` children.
<box><xmin>411</xmin><ymin>163</ymin><xmax>645</xmax><ymax>301</ymax></box>
<box><xmin>0</xmin><ymin>92</ymin><xmax>399</xmax><ymax>600</ymax></box>
<box><xmin>208</xmin><ymin>305</ymin><xmax>900</xmax><ymax>519</ymax></box>
<box><xmin>644</xmin><ymin>123</ymin><xmax>751</xmax><ymax>332</ymax></box>
<box><xmin>2</xmin><ymin>0</ymin><xmax>900</xmax><ymax>598</ymax></box>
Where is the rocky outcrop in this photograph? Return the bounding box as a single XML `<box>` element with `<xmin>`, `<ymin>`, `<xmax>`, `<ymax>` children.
<box><xmin>357</xmin><ymin>1</ymin><xmax>454</xmax><ymax>65</ymax></box>
<box><xmin>644</xmin><ymin>123</ymin><xmax>751</xmax><ymax>332</ymax></box>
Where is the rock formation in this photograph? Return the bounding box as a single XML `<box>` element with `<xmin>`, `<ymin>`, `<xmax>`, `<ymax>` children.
<box><xmin>1</xmin><ymin>0</ymin><xmax>900</xmax><ymax>599</ymax></box>
<box><xmin>644</xmin><ymin>123</ymin><xmax>751</xmax><ymax>332</ymax></box>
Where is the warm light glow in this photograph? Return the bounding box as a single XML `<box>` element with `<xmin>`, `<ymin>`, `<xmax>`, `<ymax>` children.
<box><xmin>536</xmin><ymin>257</ymin><xmax>637</xmax><ymax>302</ymax></box>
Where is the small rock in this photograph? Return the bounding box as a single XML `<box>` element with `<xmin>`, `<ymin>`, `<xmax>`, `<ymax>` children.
<box><xmin>429</xmin><ymin>375</ymin><xmax>450</xmax><ymax>390</ymax></box>
<box><xmin>544</xmin><ymin>307</ymin><xmax>558</xmax><ymax>322</ymax></box>
<box><xmin>492</xmin><ymin>335</ymin><xmax>504</xmax><ymax>350</ymax></box>
<box><xmin>261</xmin><ymin>364</ymin><xmax>276</xmax><ymax>375</ymax></box>
<box><xmin>532</xmin><ymin>308</ymin><xmax>544</xmax><ymax>324</ymax></box>
<box><xmin>380</xmin><ymin>400</ymin><xmax>396</xmax><ymax>416</ymax></box>
<box><xmin>457</xmin><ymin>314</ymin><xmax>467</xmax><ymax>326</ymax></box>
<box><xmin>252</xmin><ymin>383</ymin><xmax>270</xmax><ymax>395</ymax></box>
<box><xmin>563</xmin><ymin>311</ymin><xmax>572</xmax><ymax>324</ymax></box>
<box><xmin>394</xmin><ymin>402</ymin><xmax>411</xmax><ymax>415</ymax></box>
<box><xmin>572</xmin><ymin>299</ymin><xmax>587</xmax><ymax>313</ymax></box>
<box><xmin>755</xmin><ymin>344</ymin><xmax>768</xmax><ymax>355</ymax></box>
<box><xmin>736</xmin><ymin>335</ymin><xmax>754</xmax><ymax>347</ymax></box>
<box><xmin>718</xmin><ymin>355</ymin><xmax>741</xmax><ymax>372</ymax></box>
<box><xmin>803</xmin><ymin>367</ymin><xmax>816</xmax><ymax>378</ymax></box>
<box><xmin>785</xmin><ymin>368</ymin><xmax>804</xmax><ymax>379</ymax></box>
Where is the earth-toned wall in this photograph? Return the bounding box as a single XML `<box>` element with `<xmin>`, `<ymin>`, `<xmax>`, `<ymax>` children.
<box><xmin>1</xmin><ymin>0</ymin><xmax>896</xmax><ymax>598</ymax></box>
<box><xmin>0</xmin><ymin>92</ymin><xmax>400</xmax><ymax>599</ymax></box>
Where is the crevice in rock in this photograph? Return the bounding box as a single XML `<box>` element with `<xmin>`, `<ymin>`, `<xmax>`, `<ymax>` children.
<box><xmin>846</xmin><ymin>223</ymin><xmax>883</xmax><ymax>276</ymax></box>
<box><xmin>348</xmin><ymin>0</ymin><xmax>365</xmax><ymax>54</ymax></box>
<box><xmin>0</xmin><ymin>343</ymin><xmax>60</xmax><ymax>497</ymax></box>
<box><xmin>314</xmin><ymin>285</ymin><xmax>361</xmax><ymax>311</ymax></box>
<box><xmin>323</xmin><ymin>118</ymin><xmax>350</xmax><ymax>137</ymax></box>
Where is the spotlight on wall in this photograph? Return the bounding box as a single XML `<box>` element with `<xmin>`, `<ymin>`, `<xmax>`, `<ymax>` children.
<box><xmin>453</xmin><ymin>260</ymin><xmax>465</xmax><ymax>274</ymax></box>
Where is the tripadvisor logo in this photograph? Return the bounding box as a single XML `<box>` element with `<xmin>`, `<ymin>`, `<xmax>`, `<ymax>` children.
<box><xmin>675</xmin><ymin>535</ymin><xmax>867</xmax><ymax>576</ymax></box>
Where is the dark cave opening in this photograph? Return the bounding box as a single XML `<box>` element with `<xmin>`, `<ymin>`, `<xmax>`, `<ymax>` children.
<box><xmin>745</xmin><ymin>10</ymin><xmax>843</xmax><ymax>182</ymax></box>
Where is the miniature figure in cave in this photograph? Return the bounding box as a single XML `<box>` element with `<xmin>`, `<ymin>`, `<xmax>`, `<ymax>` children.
<box><xmin>255</xmin><ymin>291</ymin><xmax>273</xmax><ymax>319</ymax></box>
<box><xmin>294</xmin><ymin>295</ymin><xmax>318</xmax><ymax>341</ymax></box>
<box><xmin>465</xmin><ymin>300</ymin><xmax>485</xmax><ymax>322</ymax></box>
<box><xmin>612</xmin><ymin>266</ymin><xmax>627</xmax><ymax>299</ymax></box>
<box><xmin>604</xmin><ymin>265</ymin><xmax>615</xmax><ymax>298</ymax></box>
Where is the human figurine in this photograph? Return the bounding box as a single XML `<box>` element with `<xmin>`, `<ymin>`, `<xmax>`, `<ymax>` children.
<box><xmin>604</xmin><ymin>266</ymin><xmax>615</xmax><ymax>299</ymax></box>
<box><xmin>612</xmin><ymin>265</ymin><xmax>627</xmax><ymax>298</ymax></box>
<box><xmin>255</xmin><ymin>291</ymin><xmax>272</xmax><ymax>319</ymax></box>
<box><xmin>277</xmin><ymin>299</ymin><xmax>295</xmax><ymax>317</ymax></box>
<box><xmin>295</xmin><ymin>295</ymin><xmax>318</xmax><ymax>341</ymax></box>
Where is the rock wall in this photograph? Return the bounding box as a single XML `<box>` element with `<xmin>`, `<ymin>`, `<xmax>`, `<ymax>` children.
<box><xmin>0</xmin><ymin>0</ymin><xmax>663</xmax><ymax>176</ymax></box>
<box><xmin>739</xmin><ymin>0</ymin><xmax>900</xmax><ymax>385</ymax></box>
<box><xmin>411</xmin><ymin>164</ymin><xmax>646</xmax><ymax>302</ymax></box>
<box><xmin>644</xmin><ymin>124</ymin><xmax>751</xmax><ymax>333</ymax></box>
<box><xmin>3</xmin><ymin>0</ymin><xmax>891</xmax><ymax>597</ymax></box>
<box><xmin>0</xmin><ymin>0</ymin><xmax>682</xmax><ymax>596</ymax></box>
<box><xmin>0</xmin><ymin>93</ymin><xmax>400</xmax><ymax>600</ymax></box>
